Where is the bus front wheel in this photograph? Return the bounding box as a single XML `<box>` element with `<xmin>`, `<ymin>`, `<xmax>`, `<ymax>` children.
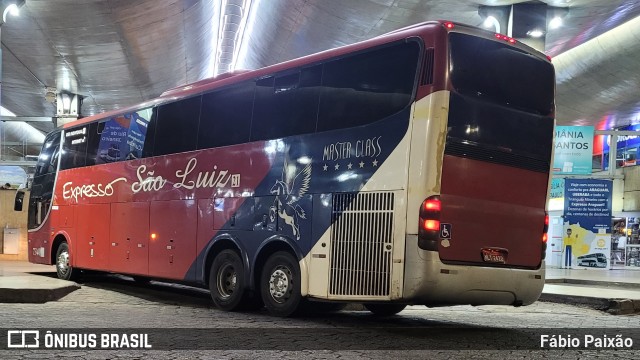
<box><xmin>260</xmin><ymin>251</ymin><xmax>302</xmax><ymax>317</ymax></box>
<box><xmin>364</xmin><ymin>303</ymin><xmax>407</xmax><ymax>316</ymax></box>
<box><xmin>209</xmin><ymin>249</ymin><xmax>248</xmax><ymax>311</ymax></box>
<box><xmin>55</xmin><ymin>242</ymin><xmax>76</xmax><ymax>281</ymax></box>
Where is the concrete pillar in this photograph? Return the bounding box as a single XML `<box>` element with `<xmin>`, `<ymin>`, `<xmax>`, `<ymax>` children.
<box><xmin>479</xmin><ymin>3</ymin><xmax>569</xmax><ymax>53</ymax></box>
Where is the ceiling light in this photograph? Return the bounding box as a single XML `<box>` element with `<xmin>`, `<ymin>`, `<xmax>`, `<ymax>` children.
<box><xmin>1</xmin><ymin>0</ymin><xmax>25</xmax><ymax>24</ymax></box>
<box><xmin>527</xmin><ymin>29</ymin><xmax>544</xmax><ymax>38</ymax></box>
<box><xmin>549</xmin><ymin>16</ymin><xmax>563</xmax><ymax>29</ymax></box>
<box><xmin>482</xmin><ymin>16</ymin><xmax>500</xmax><ymax>33</ymax></box>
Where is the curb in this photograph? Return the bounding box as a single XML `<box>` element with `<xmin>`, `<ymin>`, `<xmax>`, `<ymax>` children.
<box><xmin>0</xmin><ymin>284</ymin><xmax>80</xmax><ymax>303</ymax></box>
<box><xmin>545</xmin><ymin>278</ymin><xmax>640</xmax><ymax>290</ymax></box>
<box><xmin>538</xmin><ymin>293</ymin><xmax>640</xmax><ymax>315</ymax></box>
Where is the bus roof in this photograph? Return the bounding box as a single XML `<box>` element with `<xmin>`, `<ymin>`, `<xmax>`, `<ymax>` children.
<box><xmin>62</xmin><ymin>20</ymin><xmax>547</xmax><ymax>130</ymax></box>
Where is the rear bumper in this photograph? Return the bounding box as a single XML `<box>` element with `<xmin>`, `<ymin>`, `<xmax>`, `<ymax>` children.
<box><xmin>403</xmin><ymin>235</ymin><xmax>545</xmax><ymax>306</ymax></box>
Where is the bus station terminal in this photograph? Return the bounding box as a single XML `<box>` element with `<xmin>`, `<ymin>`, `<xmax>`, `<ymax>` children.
<box><xmin>0</xmin><ymin>0</ymin><xmax>640</xmax><ymax>357</ymax></box>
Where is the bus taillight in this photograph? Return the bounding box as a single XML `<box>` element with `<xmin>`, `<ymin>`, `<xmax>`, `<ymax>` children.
<box><xmin>423</xmin><ymin>219</ymin><xmax>440</xmax><ymax>231</ymax></box>
<box><xmin>541</xmin><ymin>212</ymin><xmax>549</xmax><ymax>260</ymax></box>
<box><xmin>444</xmin><ymin>22</ymin><xmax>455</xmax><ymax>29</ymax></box>
<box><xmin>494</xmin><ymin>33</ymin><xmax>517</xmax><ymax>44</ymax></box>
<box><xmin>418</xmin><ymin>195</ymin><xmax>441</xmax><ymax>251</ymax></box>
<box><xmin>423</xmin><ymin>198</ymin><xmax>441</xmax><ymax>212</ymax></box>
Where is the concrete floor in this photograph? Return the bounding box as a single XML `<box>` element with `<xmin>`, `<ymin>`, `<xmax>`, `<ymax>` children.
<box><xmin>3</xmin><ymin>261</ymin><xmax>640</xmax><ymax>302</ymax></box>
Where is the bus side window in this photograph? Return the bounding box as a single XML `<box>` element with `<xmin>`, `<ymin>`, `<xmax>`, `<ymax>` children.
<box><xmin>198</xmin><ymin>81</ymin><xmax>254</xmax><ymax>149</ymax></box>
<box><xmin>251</xmin><ymin>68</ymin><xmax>320</xmax><ymax>141</ymax></box>
<box><xmin>85</xmin><ymin>121</ymin><xmax>103</xmax><ymax>166</ymax></box>
<box><xmin>298</xmin><ymin>66</ymin><xmax>322</xmax><ymax>133</ymax></box>
<box><xmin>142</xmin><ymin>107</ymin><xmax>158</xmax><ymax>158</ymax></box>
<box><xmin>61</xmin><ymin>125</ymin><xmax>89</xmax><ymax>170</ymax></box>
<box><xmin>34</xmin><ymin>132</ymin><xmax>61</xmax><ymax>177</ymax></box>
<box><xmin>153</xmin><ymin>97</ymin><xmax>201</xmax><ymax>156</ymax></box>
<box><xmin>125</xmin><ymin>108</ymin><xmax>153</xmax><ymax>160</ymax></box>
<box><xmin>252</xmin><ymin>76</ymin><xmax>279</xmax><ymax>141</ymax></box>
<box><xmin>317</xmin><ymin>41</ymin><xmax>418</xmax><ymax>132</ymax></box>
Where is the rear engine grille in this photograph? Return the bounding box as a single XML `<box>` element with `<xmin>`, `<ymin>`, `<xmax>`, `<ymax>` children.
<box><xmin>329</xmin><ymin>192</ymin><xmax>394</xmax><ymax>297</ymax></box>
<box><xmin>420</xmin><ymin>47</ymin><xmax>435</xmax><ymax>85</ymax></box>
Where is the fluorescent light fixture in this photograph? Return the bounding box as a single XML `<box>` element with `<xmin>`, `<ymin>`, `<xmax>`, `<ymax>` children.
<box><xmin>209</xmin><ymin>0</ymin><xmax>223</xmax><ymax>77</ymax></box>
<box><xmin>0</xmin><ymin>106</ymin><xmax>45</xmax><ymax>143</ymax></box>
<box><xmin>527</xmin><ymin>29</ymin><xmax>544</xmax><ymax>38</ymax></box>
<box><xmin>1</xmin><ymin>106</ymin><xmax>17</xmax><ymax>117</ymax></box>
<box><xmin>231</xmin><ymin>0</ymin><xmax>258</xmax><ymax>73</ymax></box>
<box><xmin>549</xmin><ymin>16</ymin><xmax>563</xmax><ymax>29</ymax></box>
<box><xmin>211</xmin><ymin>0</ymin><xmax>259</xmax><ymax>77</ymax></box>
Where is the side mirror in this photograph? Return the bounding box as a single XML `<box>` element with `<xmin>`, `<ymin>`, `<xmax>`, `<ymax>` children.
<box><xmin>14</xmin><ymin>190</ymin><xmax>25</xmax><ymax>211</ymax></box>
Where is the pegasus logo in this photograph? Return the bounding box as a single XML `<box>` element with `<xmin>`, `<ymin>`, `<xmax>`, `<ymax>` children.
<box><xmin>269</xmin><ymin>157</ymin><xmax>311</xmax><ymax>241</ymax></box>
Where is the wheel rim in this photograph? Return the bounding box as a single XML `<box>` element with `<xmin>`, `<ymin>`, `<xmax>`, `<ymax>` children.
<box><xmin>57</xmin><ymin>250</ymin><xmax>70</xmax><ymax>276</ymax></box>
<box><xmin>269</xmin><ymin>265</ymin><xmax>293</xmax><ymax>304</ymax></box>
<box><xmin>216</xmin><ymin>263</ymin><xmax>237</xmax><ymax>299</ymax></box>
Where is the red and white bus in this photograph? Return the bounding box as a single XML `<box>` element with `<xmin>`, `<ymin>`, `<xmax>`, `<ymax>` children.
<box><xmin>17</xmin><ymin>20</ymin><xmax>554</xmax><ymax>317</ymax></box>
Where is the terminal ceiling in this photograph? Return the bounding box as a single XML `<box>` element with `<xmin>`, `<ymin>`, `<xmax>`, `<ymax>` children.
<box><xmin>1</xmin><ymin>0</ymin><xmax>639</xmax><ymax>162</ymax></box>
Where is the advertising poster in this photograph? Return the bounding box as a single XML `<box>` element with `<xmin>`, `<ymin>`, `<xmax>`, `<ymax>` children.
<box><xmin>563</xmin><ymin>179</ymin><xmax>612</xmax><ymax>269</ymax></box>
<box><xmin>125</xmin><ymin>111</ymin><xmax>150</xmax><ymax>159</ymax></box>
<box><xmin>553</xmin><ymin>126</ymin><xmax>594</xmax><ymax>175</ymax></box>
<box><xmin>601</xmin><ymin>123</ymin><xmax>640</xmax><ymax>169</ymax></box>
<box><xmin>550</xmin><ymin>178</ymin><xmax>564</xmax><ymax>199</ymax></box>
<box><xmin>96</xmin><ymin>111</ymin><xmax>150</xmax><ymax>164</ymax></box>
<box><xmin>97</xmin><ymin>116</ymin><xmax>129</xmax><ymax>164</ymax></box>
<box><xmin>548</xmin><ymin>178</ymin><xmax>565</xmax><ymax>212</ymax></box>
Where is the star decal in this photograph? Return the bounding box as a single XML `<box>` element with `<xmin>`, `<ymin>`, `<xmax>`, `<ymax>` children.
<box><xmin>372</xmin><ymin>159</ymin><xmax>378</xmax><ymax>167</ymax></box>
<box><xmin>347</xmin><ymin>163</ymin><xmax>353</xmax><ymax>169</ymax></box>
<box><xmin>323</xmin><ymin>164</ymin><xmax>328</xmax><ymax>171</ymax></box>
<box><xmin>359</xmin><ymin>161</ymin><xmax>365</xmax><ymax>168</ymax></box>
<box><xmin>334</xmin><ymin>163</ymin><xmax>340</xmax><ymax>170</ymax></box>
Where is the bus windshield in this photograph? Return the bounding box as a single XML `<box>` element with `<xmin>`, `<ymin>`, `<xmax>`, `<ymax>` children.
<box><xmin>448</xmin><ymin>32</ymin><xmax>554</xmax><ymax>116</ymax></box>
<box><xmin>445</xmin><ymin>32</ymin><xmax>555</xmax><ymax>172</ymax></box>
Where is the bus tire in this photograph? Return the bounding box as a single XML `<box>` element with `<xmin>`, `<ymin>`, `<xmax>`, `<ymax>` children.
<box><xmin>364</xmin><ymin>303</ymin><xmax>407</xmax><ymax>316</ymax></box>
<box><xmin>55</xmin><ymin>242</ymin><xmax>77</xmax><ymax>281</ymax></box>
<box><xmin>209</xmin><ymin>249</ymin><xmax>247</xmax><ymax>311</ymax></box>
<box><xmin>260</xmin><ymin>251</ymin><xmax>302</xmax><ymax>317</ymax></box>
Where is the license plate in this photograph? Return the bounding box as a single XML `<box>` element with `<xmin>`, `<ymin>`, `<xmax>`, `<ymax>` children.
<box><xmin>481</xmin><ymin>248</ymin><xmax>508</xmax><ymax>264</ymax></box>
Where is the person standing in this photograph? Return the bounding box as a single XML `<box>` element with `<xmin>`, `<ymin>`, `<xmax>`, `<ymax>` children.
<box><xmin>563</xmin><ymin>227</ymin><xmax>574</xmax><ymax>268</ymax></box>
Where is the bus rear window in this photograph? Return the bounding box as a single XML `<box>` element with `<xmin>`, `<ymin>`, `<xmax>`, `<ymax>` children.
<box><xmin>448</xmin><ymin>32</ymin><xmax>554</xmax><ymax>116</ymax></box>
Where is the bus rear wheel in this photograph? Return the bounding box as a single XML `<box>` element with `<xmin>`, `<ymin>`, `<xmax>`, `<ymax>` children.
<box><xmin>260</xmin><ymin>251</ymin><xmax>302</xmax><ymax>317</ymax></box>
<box><xmin>209</xmin><ymin>249</ymin><xmax>248</xmax><ymax>311</ymax></box>
<box><xmin>55</xmin><ymin>242</ymin><xmax>76</xmax><ymax>281</ymax></box>
<box><xmin>364</xmin><ymin>303</ymin><xmax>407</xmax><ymax>316</ymax></box>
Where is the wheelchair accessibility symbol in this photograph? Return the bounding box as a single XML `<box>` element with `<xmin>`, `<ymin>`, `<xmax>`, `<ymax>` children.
<box><xmin>440</xmin><ymin>223</ymin><xmax>452</xmax><ymax>239</ymax></box>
